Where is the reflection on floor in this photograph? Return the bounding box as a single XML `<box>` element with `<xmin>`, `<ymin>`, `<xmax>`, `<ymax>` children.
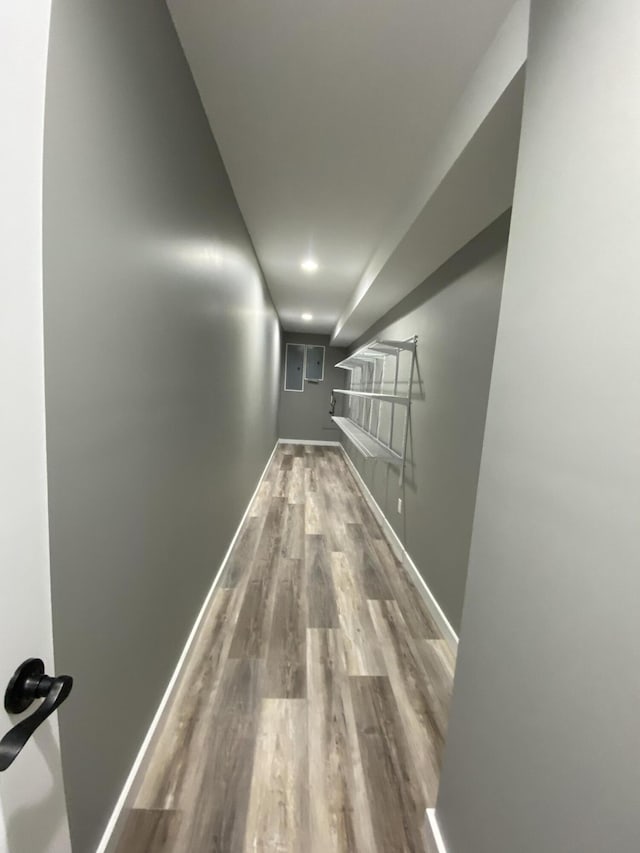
<box><xmin>116</xmin><ymin>444</ymin><xmax>455</xmax><ymax>853</ymax></box>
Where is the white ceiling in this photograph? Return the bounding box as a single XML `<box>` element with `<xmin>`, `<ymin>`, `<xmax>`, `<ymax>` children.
<box><xmin>167</xmin><ymin>0</ymin><xmax>518</xmax><ymax>340</ymax></box>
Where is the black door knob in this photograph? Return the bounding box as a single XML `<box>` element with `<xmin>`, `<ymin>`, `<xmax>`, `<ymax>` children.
<box><xmin>0</xmin><ymin>658</ymin><xmax>73</xmax><ymax>771</ymax></box>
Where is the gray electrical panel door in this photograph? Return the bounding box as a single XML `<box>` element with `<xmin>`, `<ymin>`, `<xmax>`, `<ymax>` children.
<box><xmin>284</xmin><ymin>343</ymin><xmax>305</xmax><ymax>391</ymax></box>
<box><xmin>305</xmin><ymin>345</ymin><xmax>325</xmax><ymax>381</ymax></box>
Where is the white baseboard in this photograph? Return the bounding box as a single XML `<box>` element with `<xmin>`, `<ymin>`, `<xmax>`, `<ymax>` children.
<box><xmin>95</xmin><ymin>440</ymin><xmax>280</xmax><ymax>853</ymax></box>
<box><xmin>426</xmin><ymin>808</ymin><xmax>449</xmax><ymax>853</ymax></box>
<box><xmin>339</xmin><ymin>445</ymin><xmax>459</xmax><ymax>653</ymax></box>
<box><xmin>278</xmin><ymin>438</ymin><xmax>340</xmax><ymax>446</ymax></box>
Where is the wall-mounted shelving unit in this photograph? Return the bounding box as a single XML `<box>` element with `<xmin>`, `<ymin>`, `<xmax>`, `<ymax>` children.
<box><xmin>333</xmin><ymin>389</ymin><xmax>410</xmax><ymax>406</ymax></box>
<box><xmin>331</xmin><ymin>336</ymin><xmax>417</xmax><ymax>481</ymax></box>
<box><xmin>330</xmin><ymin>417</ymin><xmax>403</xmax><ymax>462</ymax></box>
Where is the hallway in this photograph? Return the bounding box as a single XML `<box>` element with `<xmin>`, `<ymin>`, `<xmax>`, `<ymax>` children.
<box><xmin>116</xmin><ymin>444</ymin><xmax>454</xmax><ymax>852</ymax></box>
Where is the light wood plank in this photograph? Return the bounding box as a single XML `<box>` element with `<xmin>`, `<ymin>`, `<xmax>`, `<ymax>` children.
<box><xmin>243</xmin><ymin>699</ymin><xmax>309</xmax><ymax>853</ymax></box>
<box><xmin>249</xmin><ymin>479</ymin><xmax>273</xmax><ymax>519</ymax></box>
<box><xmin>289</xmin><ymin>455</ymin><xmax>306</xmax><ymax>504</ymax></box>
<box><xmin>371</xmin><ymin>537</ymin><xmax>441</xmax><ymax>638</ymax></box>
<box><xmin>281</xmin><ymin>501</ymin><xmax>305</xmax><ymax>559</ymax></box>
<box><xmin>173</xmin><ymin>658</ymin><xmax>264</xmax><ymax>851</ymax></box>
<box><xmin>304</xmin><ymin>489</ymin><xmax>323</xmax><ymax>535</ymax></box>
<box><xmin>220</xmin><ymin>515</ymin><xmax>263</xmax><ymax>589</ymax></box>
<box><xmin>115</xmin><ymin>809</ymin><xmax>180</xmax><ymax>853</ymax></box>
<box><xmin>306</xmin><ymin>534</ymin><xmax>339</xmax><ymax>628</ymax></box>
<box><xmin>369</xmin><ymin>600</ymin><xmax>443</xmax><ymax>803</ymax></box>
<box><xmin>135</xmin><ymin>587</ymin><xmax>237</xmax><ymax>809</ymax></box>
<box><xmin>307</xmin><ymin>629</ymin><xmax>377</xmax><ymax>853</ymax></box>
<box><xmin>264</xmin><ymin>558</ymin><xmax>306</xmax><ymax>698</ymax></box>
<box><xmin>345</xmin><ymin>523</ymin><xmax>393</xmax><ymax>600</ymax></box>
<box><xmin>331</xmin><ymin>551</ymin><xmax>386</xmax><ymax>676</ymax></box>
<box><xmin>228</xmin><ymin>497</ymin><xmax>285</xmax><ymax>659</ymax></box>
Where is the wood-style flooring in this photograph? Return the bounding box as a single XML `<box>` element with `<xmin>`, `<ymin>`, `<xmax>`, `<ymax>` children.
<box><xmin>116</xmin><ymin>444</ymin><xmax>455</xmax><ymax>853</ymax></box>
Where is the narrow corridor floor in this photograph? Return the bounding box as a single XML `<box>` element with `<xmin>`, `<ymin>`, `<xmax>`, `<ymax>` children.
<box><xmin>116</xmin><ymin>444</ymin><xmax>455</xmax><ymax>853</ymax></box>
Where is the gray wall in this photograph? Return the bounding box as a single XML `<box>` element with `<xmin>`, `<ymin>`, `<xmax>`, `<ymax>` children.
<box><xmin>278</xmin><ymin>333</ymin><xmax>346</xmax><ymax>442</ymax></box>
<box><xmin>343</xmin><ymin>215</ymin><xmax>509</xmax><ymax>633</ymax></box>
<box><xmin>436</xmin><ymin>1</ymin><xmax>640</xmax><ymax>852</ymax></box>
<box><xmin>43</xmin><ymin>2</ymin><xmax>280</xmax><ymax>849</ymax></box>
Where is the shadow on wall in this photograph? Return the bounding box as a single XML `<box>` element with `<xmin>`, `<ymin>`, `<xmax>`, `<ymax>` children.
<box><xmin>0</xmin><ymin>722</ymin><xmax>69</xmax><ymax>853</ymax></box>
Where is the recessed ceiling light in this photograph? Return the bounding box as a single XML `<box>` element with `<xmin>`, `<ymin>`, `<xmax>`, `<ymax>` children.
<box><xmin>301</xmin><ymin>257</ymin><xmax>318</xmax><ymax>273</ymax></box>
<box><xmin>301</xmin><ymin>312</ymin><xmax>313</xmax><ymax>321</ymax></box>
